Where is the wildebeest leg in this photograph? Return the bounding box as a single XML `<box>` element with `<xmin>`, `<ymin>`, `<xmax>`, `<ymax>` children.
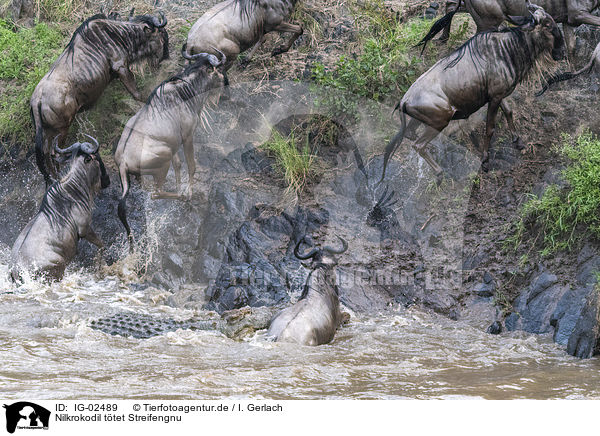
<box><xmin>271</xmin><ymin>22</ymin><xmax>303</xmax><ymax>57</ymax></box>
<box><xmin>563</xmin><ymin>24</ymin><xmax>576</xmax><ymax>65</ymax></box>
<box><xmin>412</xmin><ymin>125</ymin><xmax>443</xmax><ymax>178</ymax></box>
<box><xmin>118</xmin><ymin>167</ymin><xmax>134</xmax><ymax>252</ymax></box>
<box><xmin>151</xmin><ymin>165</ymin><xmax>185</xmax><ymax>200</ymax></box>
<box><xmin>114</xmin><ymin>63</ymin><xmax>144</xmax><ymax>102</ymax></box>
<box><xmin>500</xmin><ymin>100</ymin><xmax>524</xmax><ymax>150</ymax></box>
<box><xmin>182</xmin><ymin>137</ymin><xmax>196</xmax><ymax>200</ymax></box>
<box><xmin>172</xmin><ymin>153</ymin><xmax>182</xmax><ymax>193</ymax></box>
<box><xmin>82</xmin><ymin>227</ymin><xmax>106</xmax><ymax>270</ymax></box>
<box><xmin>240</xmin><ymin>35</ymin><xmax>266</xmax><ymax>67</ymax></box>
<box><xmin>82</xmin><ymin>228</ymin><xmax>104</xmax><ymax>248</ymax></box>
<box><xmin>482</xmin><ymin>99</ymin><xmax>501</xmax><ymax>172</ymax></box>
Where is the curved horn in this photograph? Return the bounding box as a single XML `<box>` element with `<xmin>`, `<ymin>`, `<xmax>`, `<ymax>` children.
<box><xmin>54</xmin><ymin>136</ymin><xmax>80</xmax><ymax>154</ymax></box>
<box><xmin>181</xmin><ymin>43</ymin><xmax>216</xmax><ymax>64</ymax></box>
<box><xmin>181</xmin><ymin>42</ymin><xmax>198</xmax><ymax>60</ymax></box>
<box><xmin>79</xmin><ymin>134</ymin><xmax>100</xmax><ymax>154</ymax></box>
<box><xmin>294</xmin><ymin>237</ymin><xmax>320</xmax><ymax>260</ymax></box>
<box><xmin>210</xmin><ymin>46</ymin><xmax>227</xmax><ymax>66</ymax></box>
<box><xmin>323</xmin><ymin>236</ymin><xmax>348</xmax><ymax>255</ymax></box>
<box><xmin>152</xmin><ymin>11</ymin><xmax>167</xmax><ymax>28</ymax></box>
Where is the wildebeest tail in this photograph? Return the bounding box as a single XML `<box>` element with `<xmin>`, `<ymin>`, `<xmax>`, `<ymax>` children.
<box><xmin>536</xmin><ymin>55</ymin><xmax>596</xmax><ymax>96</ymax></box>
<box><xmin>33</xmin><ymin>102</ymin><xmax>51</xmax><ymax>186</ymax></box>
<box><xmin>379</xmin><ymin>103</ymin><xmax>407</xmax><ymax>184</ymax></box>
<box><xmin>415</xmin><ymin>0</ymin><xmax>461</xmax><ymax>55</ymax></box>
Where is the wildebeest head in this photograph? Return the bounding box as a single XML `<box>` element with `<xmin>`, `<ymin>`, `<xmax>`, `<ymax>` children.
<box><xmin>509</xmin><ymin>3</ymin><xmax>564</xmax><ymax>61</ymax></box>
<box><xmin>130</xmin><ymin>11</ymin><xmax>169</xmax><ymax>63</ymax></box>
<box><xmin>294</xmin><ymin>235</ymin><xmax>348</xmax><ymax>267</ymax></box>
<box><xmin>54</xmin><ymin>135</ymin><xmax>110</xmax><ymax>190</ymax></box>
<box><xmin>180</xmin><ymin>44</ymin><xmax>228</xmax><ymax>105</ymax></box>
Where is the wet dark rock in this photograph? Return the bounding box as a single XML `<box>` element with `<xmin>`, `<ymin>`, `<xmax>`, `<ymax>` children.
<box><xmin>448</xmin><ymin>308</ymin><xmax>460</xmax><ymax>321</ymax></box>
<box><xmin>575</xmin><ymin>243</ymin><xmax>600</xmax><ymax>287</ymax></box>
<box><xmin>463</xmin><ymin>251</ymin><xmax>489</xmax><ymax>270</ymax></box>
<box><xmin>423</xmin><ymin>2</ymin><xmax>439</xmax><ymax>19</ymax></box>
<box><xmin>474</xmin><ymin>282</ymin><xmax>494</xmax><ymax>297</ymax></box>
<box><xmin>151</xmin><ymin>272</ymin><xmax>173</xmax><ymax>290</ymax></box>
<box><xmin>505</xmin><ymin>241</ymin><xmax>600</xmax><ymax>357</ymax></box>
<box><xmin>163</xmin><ymin>252</ymin><xmax>185</xmax><ymax>278</ymax></box>
<box><xmin>487</xmin><ymin>321</ymin><xmax>502</xmax><ymax>335</ymax></box>
<box><xmin>566</xmin><ymin>290</ymin><xmax>600</xmax><ymax>358</ymax></box>
<box><xmin>551</xmin><ymin>284</ymin><xmax>593</xmax><ymax>345</ymax></box>
<box><xmin>487</xmin><ymin>143</ymin><xmax>520</xmax><ymax>171</ymax></box>
<box><xmin>241</xmin><ymin>145</ymin><xmax>272</xmax><ymax>173</ymax></box>
<box><xmin>506</xmin><ymin>270</ymin><xmax>565</xmax><ymax>334</ymax></box>
<box><xmin>474</xmin><ymin>271</ymin><xmax>496</xmax><ymax>297</ymax></box>
<box><xmin>204</xmin><ymin>206</ymin><xmax>328</xmax><ymax>313</ymax></box>
<box><xmin>483</xmin><ymin>271</ymin><xmax>494</xmax><ymax>284</ymax></box>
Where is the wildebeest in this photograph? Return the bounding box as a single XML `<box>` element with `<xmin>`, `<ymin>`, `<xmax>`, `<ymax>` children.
<box><xmin>267</xmin><ymin>235</ymin><xmax>347</xmax><ymax>346</ymax></box>
<box><xmin>380</xmin><ymin>3</ymin><xmax>564</xmax><ymax>182</ymax></box>
<box><xmin>30</xmin><ymin>11</ymin><xmax>169</xmax><ymax>186</ymax></box>
<box><xmin>421</xmin><ymin>0</ymin><xmax>599</xmax><ymax>58</ymax></box>
<box><xmin>537</xmin><ymin>40</ymin><xmax>600</xmax><ymax>94</ymax></box>
<box><xmin>184</xmin><ymin>0</ymin><xmax>303</xmax><ymax>70</ymax></box>
<box><xmin>10</xmin><ymin>135</ymin><xmax>110</xmax><ymax>283</ymax></box>
<box><xmin>114</xmin><ymin>49</ymin><xmax>226</xmax><ymax>249</ymax></box>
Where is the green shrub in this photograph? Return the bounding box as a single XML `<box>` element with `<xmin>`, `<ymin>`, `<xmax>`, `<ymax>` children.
<box><xmin>0</xmin><ymin>19</ymin><xmax>64</xmax><ymax>147</ymax></box>
<box><xmin>311</xmin><ymin>0</ymin><xmax>437</xmax><ymax>118</ymax></box>
<box><xmin>512</xmin><ymin>132</ymin><xmax>600</xmax><ymax>255</ymax></box>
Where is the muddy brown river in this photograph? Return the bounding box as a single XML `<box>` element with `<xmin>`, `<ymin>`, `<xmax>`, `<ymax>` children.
<box><xmin>1</xmin><ymin>255</ymin><xmax>599</xmax><ymax>400</ymax></box>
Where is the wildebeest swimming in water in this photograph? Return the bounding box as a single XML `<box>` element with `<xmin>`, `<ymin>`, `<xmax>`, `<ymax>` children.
<box><xmin>421</xmin><ymin>0</ymin><xmax>599</xmax><ymax>60</ymax></box>
<box><xmin>379</xmin><ymin>3</ymin><xmax>564</xmax><ymax>183</ymax></box>
<box><xmin>30</xmin><ymin>11</ymin><xmax>169</xmax><ymax>186</ymax></box>
<box><xmin>9</xmin><ymin>135</ymin><xmax>110</xmax><ymax>283</ymax></box>
<box><xmin>267</xmin><ymin>236</ymin><xmax>347</xmax><ymax>346</ymax></box>
<box><xmin>537</xmin><ymin>41</ymin><xmax>600</xmax><ymax>95</ymax></box>
<box><xmin>114</xmin><ymin>49</ymin><xmax>227</xmax><ymax>250</ymax></box>
<box><xmin>184</xmin><ymin>0</ymin><xmax>303</xmax><ymax>70</ymax></box>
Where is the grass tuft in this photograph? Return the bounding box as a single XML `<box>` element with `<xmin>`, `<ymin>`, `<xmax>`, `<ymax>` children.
<box><xmin>261</xmin><ymin>129</ymin><xmax>317</xmax><ymax>195</ymax></box>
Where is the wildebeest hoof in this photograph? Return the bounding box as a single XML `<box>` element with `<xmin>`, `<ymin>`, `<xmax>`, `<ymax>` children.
<box><xmin>271</xmin><ymin>47</ymin><xmax>285</xmax><ymax>57</ymax></box>
<box><xmin>513</xmin><ymin>138</ymin><xmax>525</xmax><ymax>150</ymax></box>
<box><xmin>238</xmin><ymin>57</ymin><xmax>251</xmax><ymax>69</ymax></box>
<box><xmin>435</xmin><ymin>171</ymin><xmax>444</xmax><ymax>186</ymax></box>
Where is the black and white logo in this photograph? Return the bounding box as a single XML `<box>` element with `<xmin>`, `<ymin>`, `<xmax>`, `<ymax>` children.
<box><xmin>3</xmin><ymin>402</ymin><xmax>50</xmax><ymax>434</ymax></box>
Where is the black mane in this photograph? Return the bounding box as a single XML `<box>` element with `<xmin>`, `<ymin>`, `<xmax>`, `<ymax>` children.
<box><xmin>145</xmin><ymin>59</ymin><xmax>216</xmax><ymax>114</ymax></box>
<box><xmin>442</xmin><ymin>27</ymin><xmax>540</xmax><ymax>87</ymax></box>
<box><xmin>40</xmin><ymin>156</ymin><xmax>94</xmax><ymax>229</ymax></box>
<box><xmin>233</xmin><ymin>0</ymin><xmax>260</xmax><ymax>21</ymax></box>
<box><xmin>445</xmin><ymin>27</ymin><xmax>529</xmax><ymax>69</ymax></box>
<box><xmin>58</xmin><ymin>12</ymin><xmax>162</xmax><ymax>72</ymax></box>
<box><xmin>63</xmin><ymin>13</ymin><xmax>109</xmax><ymax>55</ymax></box>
